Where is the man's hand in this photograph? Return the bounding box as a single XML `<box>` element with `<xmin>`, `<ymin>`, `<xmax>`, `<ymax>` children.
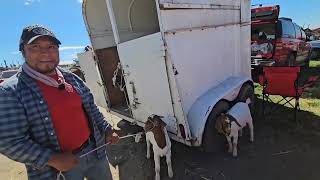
<box><xmin>47</xmin><ymin>152</ymin><xmax>80</xmax><ymax>172</ymax></box>
<box><xmin>105</xmin><ymin>130</ymin><xmax>119</xmax><ymax>145</ymax></box>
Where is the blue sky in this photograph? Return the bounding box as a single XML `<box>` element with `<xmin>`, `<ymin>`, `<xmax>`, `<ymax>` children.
<box><xmin>1</xmin><ymin>0</ymin><xmax>320</xmax><ymax>67</ymax></box>
<box><xmin>0</xmin><ymin>0</ymin><xmax>89</xmax><ymax>67</ymax></box>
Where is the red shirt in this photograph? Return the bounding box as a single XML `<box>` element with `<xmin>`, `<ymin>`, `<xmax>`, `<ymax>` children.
<box><xmin>36</xmin><ymin>74</ymin><xmax>91</xmax><ymax>152</ymax></box>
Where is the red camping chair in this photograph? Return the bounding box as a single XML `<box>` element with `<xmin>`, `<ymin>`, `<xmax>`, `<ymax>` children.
<box><xmin>258</xmin><ymin>66</ymin><xmax>319</xmax><ymax>124</ymax></box>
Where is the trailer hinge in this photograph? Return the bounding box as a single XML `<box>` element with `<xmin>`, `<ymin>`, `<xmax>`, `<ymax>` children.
<box><xmin>132</xmin><ymin>98</ymin><xmax>141</xmax><ymax>109</ymax></box>
<box><xmin>129</xmin><ymin>81</ymin><xmax>140</xmax><ymax>109</ymax></box>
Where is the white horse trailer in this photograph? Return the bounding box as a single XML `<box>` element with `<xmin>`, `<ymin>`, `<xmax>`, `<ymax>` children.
<box><xmin>78</xmin><ymin>0</ymin><xmax>253</xmax><ymax>152</ymax></box>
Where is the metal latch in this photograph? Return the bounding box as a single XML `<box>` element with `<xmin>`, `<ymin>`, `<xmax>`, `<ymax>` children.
<box><xmin>129</xmin><ymin>81</ymin><xmax>136</xmax><ymax>94</ymax></box>
<box><xmin>132</xmin><ymin>98</ymin><xmax>141</xmax><ymax>109</ymax></box>
<box><xmin>129</xmin><ymin>81</ymin><xmax>140</xmax><ymax>109</ymax></box>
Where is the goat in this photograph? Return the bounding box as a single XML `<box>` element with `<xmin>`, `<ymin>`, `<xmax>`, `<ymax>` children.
<box><xmin>215</xmin><ymin>99</ymin><xmax>254</xmax><ymax>157</ymax></box>
<box><xmin>144</xmin><ymin>114</ymin><xmax>173</xmax><ymax>180</ymax></box>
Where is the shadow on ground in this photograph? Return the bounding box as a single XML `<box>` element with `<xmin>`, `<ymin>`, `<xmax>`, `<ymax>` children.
<box><xmin>300</xmin><ymin>66</ymin><xmax>320</xmax><ymax>99</ymax></box>
<box><xmin>106</xmin><ymin>97</ymin><xmax>320</xmax><ymax>180</ymax></box>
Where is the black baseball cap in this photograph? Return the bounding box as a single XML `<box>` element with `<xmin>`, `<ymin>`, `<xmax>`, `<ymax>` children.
<box><xmin>19</xmin><ymin>24</ymin><xmax>61</xmax><ymax>51</ymax></box>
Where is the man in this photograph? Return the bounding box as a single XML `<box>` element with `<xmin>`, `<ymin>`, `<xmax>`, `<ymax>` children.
<box><xmin>0</xmin><ymin>24</ymin><xmax>119</xmax><ymax>180</ymax></box>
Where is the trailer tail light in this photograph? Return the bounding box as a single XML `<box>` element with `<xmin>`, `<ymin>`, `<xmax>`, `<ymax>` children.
<box><xmin>275</xmin><ymin>39</ymin><xmax>284</xmax><ymax>50</ymax></box>
<box><xmin>274</xmin><ymin>39</ymin><xmax>283</xmax><ymax>59</ymax></box>
<box><xmin>179</xmin><ymin>124</ymin><xmax>186</xmax><ymax>139</ymax></box>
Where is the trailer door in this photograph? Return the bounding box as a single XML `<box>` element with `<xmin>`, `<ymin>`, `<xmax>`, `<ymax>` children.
<box><xmin>117</xmin><ymin>32</ymin><xmax>177</xmax><ymax>133</ymax></box>
<box><xmin>78</xmin><ymin>51</ymin><xmax>108</xmax><ymax>108</ymax></box>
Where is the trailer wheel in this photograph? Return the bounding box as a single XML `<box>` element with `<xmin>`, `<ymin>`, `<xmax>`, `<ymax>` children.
<box><xmin>288</xmin><ymin>53</ymin><xmax>296</xmax><ymax>66</ymax></box>
<box><xmin>202</xmin><ymin>100</ymin><xmax>230</xmax><ymax>153</ymax></box>
<box><xmin>304</xmin><ymin>51</ymin><xmax>311</xmax><ymax>69</ymax></box>
<box><xmin>236</xmin><ymin>83</ymin><xmax>254</xmax><ymax>110</ymax></box>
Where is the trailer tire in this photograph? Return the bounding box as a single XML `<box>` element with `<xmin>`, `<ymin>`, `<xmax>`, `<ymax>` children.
<box><xmin>202</xmin><ymin>100</ymin><xmax>230</xmax><ymax>153</ymax></box>
<box><xmin>288</xmin><ymin>53</ymin><xmax>296</xmax><ymax>66</ymax></box>
<box><xmin>304</xmin><ymin>51</ymin><xmax>311</xmax><ymax>69</ymax></box>
<box><xmin>236</xmin><ymin>83</ymin><xmax>254</xmax><ymax>110</ymax></box>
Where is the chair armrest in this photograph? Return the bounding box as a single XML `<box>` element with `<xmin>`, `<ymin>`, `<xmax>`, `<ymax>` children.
<box><xmin>258</xmin><ymin>75</ymin><xmax>265</xmax><ymax>86</ymax></box>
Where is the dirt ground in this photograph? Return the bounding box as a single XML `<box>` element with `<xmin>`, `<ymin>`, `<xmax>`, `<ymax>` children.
<box><xmin>106</xmin><ymin>98</ymin><xmax>320</xmax><ymax>180</ymax></box>
<box><xmin>2</xmin><ymin>101</ymin><xmax>320</xmax><ymax>180</ymax></box>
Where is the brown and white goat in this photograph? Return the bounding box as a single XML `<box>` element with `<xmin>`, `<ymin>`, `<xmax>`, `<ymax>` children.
<box><xmin>215</xmin><ymin>99</ymin><xmax>254</xmax><ymax>157</ymax></box>
<box><xmin>144</xmin><ymin>115</ymin><xmax>173</xmax><ymax>180</ymax></box>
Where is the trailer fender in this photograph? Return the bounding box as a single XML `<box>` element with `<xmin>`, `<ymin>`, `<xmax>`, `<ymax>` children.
<box><xmin>187</xmin><ymin>75</ymin><xmax>251</xmax><ymax>146</ymax></box>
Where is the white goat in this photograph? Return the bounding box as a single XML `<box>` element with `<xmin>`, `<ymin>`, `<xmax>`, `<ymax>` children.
<box><xmin>215</xmin><ymin>99</ymin><xmax>254</xmax><ymax>157</ymax></box>
<box><xmin>144</xmin><ymin>115</ymin><xmax>173</xmax><ymax>180</ymax></box>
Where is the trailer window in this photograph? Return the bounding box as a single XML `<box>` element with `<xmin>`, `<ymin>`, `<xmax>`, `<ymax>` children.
<box><xmin>301</xmin><ymin>29</ymin><xmax>307</xmax><ymax>40</ymax></box>
<box><xmin>251</xmin><ymin>24</ymin><xmax>276</xmax><ymax>41</ymax></box>
<box><xmin>294</xmin><ymin>23</ymin><xmax>302</xmax><ymax>39</ymax></box>
<box><xmin>281</xmin><ymin>20</ymin><xmax>295</xmax><ymax>38</ymax></box>
<box><xmin>111</xmin><ymin>0</ymin><xmax>160</xmax><ymax>43</ymax></box>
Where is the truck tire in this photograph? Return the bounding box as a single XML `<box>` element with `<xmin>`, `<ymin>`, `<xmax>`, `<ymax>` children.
<box><xmin>288</xmin><ymin>53</ymin><xmax>296</xmax><ymax>66</ymax></box>
<box><xmin>202</xmin><ymin>100</ymin><xmax>230</xmax><ymax>153</ymax></box>
<box><xmin>236</xmin><ymin>83</ymin><xmax>254</xmax><ymax>110</ymax></box>
<box><xmin>310</xmin><ymin>49</ymin><xmax>319</xmax><ymax>60</ymax></box>
<box><xmin>315</xmin><ymin>49</ymin><xmax>320</xmax><ymax>60</ymax></box>
<box><xmin>304</xmin><ymin>51</ymin><xmax>311</xmax><ymax>69</ymax></box>
<box><xmin>304</xmin><ymin>59</ymin><xmax>310</xmax><ymax>68</ymax></box>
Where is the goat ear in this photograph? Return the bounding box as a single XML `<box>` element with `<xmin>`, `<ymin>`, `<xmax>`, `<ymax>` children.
<box><xmin>160</xmin><ymin>120</ymin><xmax>167</xmax><ymax>128</ymax></box>
<box><xmin>144</xmin><ymin>123</ymin><xmax>152</xmax><ymax>132</ymax></box>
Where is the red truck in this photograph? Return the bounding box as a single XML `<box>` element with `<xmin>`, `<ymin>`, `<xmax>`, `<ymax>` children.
<box><xmin>251</xmin><ymin>5</ymin><xmax>311</xmax><ymax>68</ymax></box>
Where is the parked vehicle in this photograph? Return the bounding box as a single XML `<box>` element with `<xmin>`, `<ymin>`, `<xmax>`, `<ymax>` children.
<box><xmin>78</xmin><ymin>0</ymin><xmax>253</xmax><ymax>152</ymax></box>
<box><xmin>309</xmin><ymin>40</ymin><xmax>320</xmax><ymax>60</ymax></box>
<box><xmin>251</xmin><ymin>5</ymin><xmax>311</xmax><ymax>68</ymax></box>
<box><xmin>0</xmin><ymin>69</ymin><xmax>18</xmax><ymax>84</ymax></box>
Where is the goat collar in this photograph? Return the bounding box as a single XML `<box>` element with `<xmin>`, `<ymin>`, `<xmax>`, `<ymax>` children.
<box><xmin>226</xmin><ymin>114</ymin><xmax>242</xmax><ymax>128</ymax></box>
